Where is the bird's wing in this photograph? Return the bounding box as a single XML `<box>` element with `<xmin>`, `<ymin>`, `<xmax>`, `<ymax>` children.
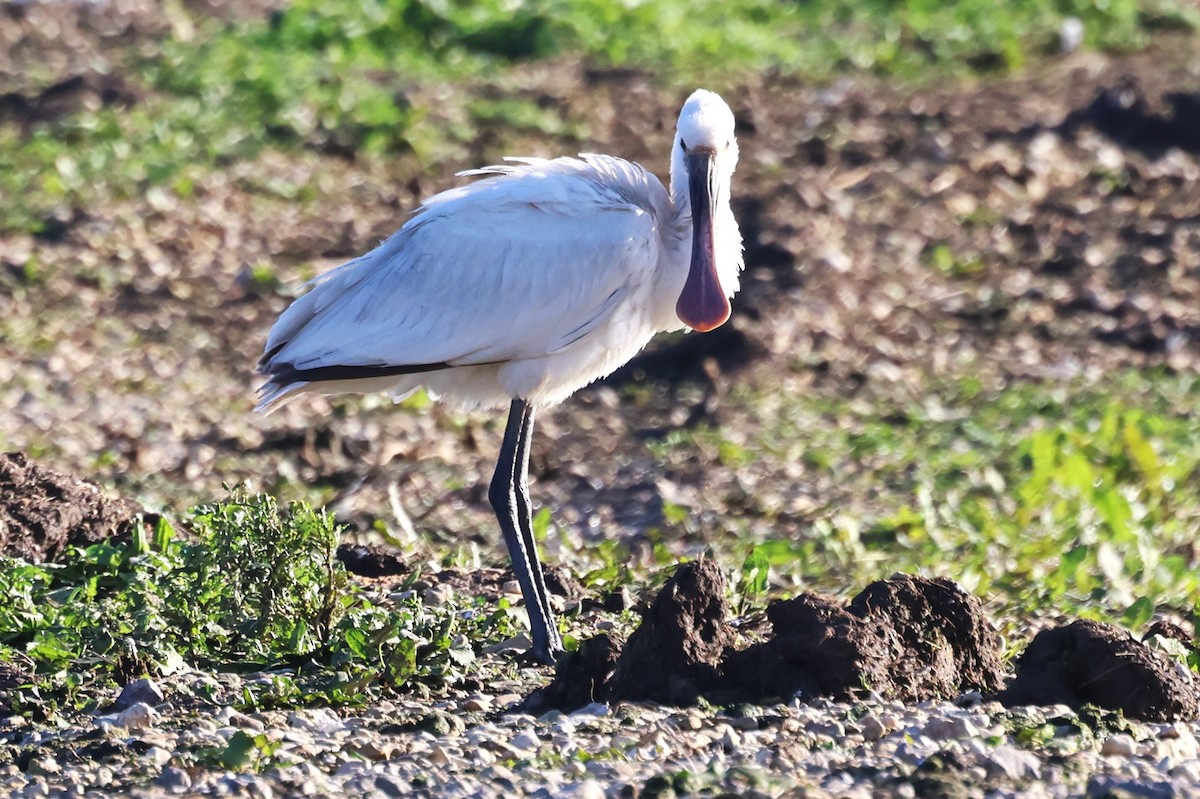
<box><xmin>262</xmin><ymin>157</ymin><xmax>668</xmax><ymax>375</ymax></box>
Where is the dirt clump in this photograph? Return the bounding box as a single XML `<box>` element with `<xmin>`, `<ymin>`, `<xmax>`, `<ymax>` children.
<box><xmin>526</xmin><ymin>567</ymin><xmax>1003</xmax><ymax>711</ymax></box>
<box><xmin>336</xmin><ymin>543</ymin><xmax>409</xmax><ymax>578</ymax></box>
<box><xmin>0</xmin><ymin>451</ymin><xmax>145</xmax><ymax>563</ymax></box>
<box><xmin>722</xmin><ymin>575</ymin><xmax>1004</xmax><ymax>703</ymax></box>
<box><xmin>608</xmin><ymin>558</ymin><xmax>733</xmax><ymax>704</ymax></box>
<box><xmin>521</xmin><ymin>634</ymin><xmax>622</xmax><ymax>712</ymax></box>
<box><xmin>999</xmin><ymin>619</ymin><xmax>1200</xmax><ymax>722</ymax></box>
<box><xmin>851</xmin><ymin>576</ymin><xmax>1006</xmax><ymax>700</ymax></box>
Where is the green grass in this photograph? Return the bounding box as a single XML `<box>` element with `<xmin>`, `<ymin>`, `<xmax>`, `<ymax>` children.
<box><xmin>638</xmin><ymin>368</ymin><xmax>1200</xmax><ymax>634</ymax></box>
<box><xmin>4</xmin><ymin>0</ymin><xmax>1198</xmax><ymax>234</ymax></box>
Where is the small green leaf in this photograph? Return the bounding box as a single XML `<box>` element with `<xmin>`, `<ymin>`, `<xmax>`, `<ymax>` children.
<box><xmin>1122</xmin><ymin>597</ymin><xmax>1155</xmax><ymax>631</ymax></box>
<box><xmin>740</xmin><ymin>546</ymin><xmax>770</xmax><ymax>599</ymax></box>
<box><xmin>219</xmin><ymin>731</ymin><xmax>259</xmax><ymax>769</ymax></box>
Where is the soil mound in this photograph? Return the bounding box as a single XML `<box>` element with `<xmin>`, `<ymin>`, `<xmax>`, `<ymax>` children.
<box><xmin>999</xmin><ymin>619</ymin><xmax>1200</xmax><ymax>722</ymax></box>
<box><xmin>0</xmin><ymin>451</ymin><xmax>144</xmax><ymax>563</ymax></box>
<box><xmin>723</xmin><ymin>575</ymin><xmax>1004</xmax><ymax>703</ymax></box>
<box><xmin>608</xmin><ymin>558</ymin><xmax>733</xmax><ymax>704</ymax></box>
<box><xmin>524</xmin><ymin>566</ymin><xmax>1003</xmax><ymax>711</ymax></box>
<box><xmin>527</xmin><ymin>567</ymin><xmax>1197</xmax><ymax>722</ymax></box>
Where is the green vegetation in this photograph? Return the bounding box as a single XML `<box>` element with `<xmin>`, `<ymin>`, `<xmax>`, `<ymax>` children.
<box><xmin>5</xmin><ymin>0</ymin><xmax>1198</xmax><ymax>233</ymax></box>
<box><xmin>0</xmin><ymin>489</ymin><xmax>515</xmax><ymax>716</ymax></box>
<box><xmin>648</xmin><ymin>368</ymin><xmax>1200</xmax><ymax>633</ymax></box>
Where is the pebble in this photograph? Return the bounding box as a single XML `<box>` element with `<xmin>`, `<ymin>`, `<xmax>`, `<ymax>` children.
<box><xmin>155</xmin><ymin>767</ymin><xmax>192</xmax><ymax>793</ymax></box>
<box><xmin>860</xmin><ymin>713</ymin><xmax>887</xmax><ymax>741</ymax></box>
<box><xmin>9</xmin><ymin>680</ymin><xmax>1200</xmax><ymax>799</ymax></box>
<box><xmin>117</xmin><ymin>702</ymin><xmax>159</xmax><ymax>731</ymax></box>
<box><xmin>142</xmin><ymin>747</ymin><xmax>173</xmax><ymax>768</ymax></box>
<box><xmin>373</xmin><ymin>775</ymin><xmax>409</xmax><ymax>797</ymax></box>
<box><xmin>423</xmin><ymin>584</ymin><xmax>454</xmax><ymax>607</ymax></box>
<box><xmin>216</xmin><ymin>706</ymin><xmax>265</xmax><ymax>732</ymax></box>
<box><xmin>463</xmin><ymin>696</ymin><xmax>493</xmax><ymax>713</ymax></box>
<box><xmin>923</xmin><ymin>715</ymin><xmax>978</xmax><ymax>740</ymax></box>
<box><xmin>287</xmin><ymin>708</ymin><xmax>345</xmax><ymax>735</ymax></box>
<box><xmin>986</xmin><ymin>744</ymin><xmax>1042</xmax><ymax>780</ymax></box>
<box><xmin>26</xmin><ymin>758</ymin><xmax>60</xmax><ymax>778</ymax></box>
<box><xmin>1154</xmin><ymin>730</ymin><xmax>1199</xmax><ymax>761</ymax></box>
<box><xmin>571</xmin><ymin>779</ymin><xmax>606</xmax><ymax>799</ymax></box>
<box><xmin>1101</xmin><ymin>734</ymin><xmax>1139</xmax><ymax>757</ymax></box>
<box><xmin>511</xmin><ymin>730</ymin><xmax>541</xmax><ymax>752</ymax></box>
<box><xmin>114</xmin><ymin>678</ymin><xmax>165</xmax><ymax>711</ymax></box>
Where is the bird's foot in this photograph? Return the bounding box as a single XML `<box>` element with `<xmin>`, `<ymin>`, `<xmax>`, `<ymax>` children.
<box><xmin>524</xmin><ymin>630</ymin><xmax>564</xmax><ymax>667</ymax></box>
<box><xmin>514</xmin><ymin>643</ymin><xmax>561</xmax><ymax>668</ymax></box>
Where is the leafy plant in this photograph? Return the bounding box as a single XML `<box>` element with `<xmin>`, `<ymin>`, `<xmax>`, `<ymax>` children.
<box><xmin>0</xmin><ymin>488</ymin><xmax>514</xmax><ymax>715</ymax></box>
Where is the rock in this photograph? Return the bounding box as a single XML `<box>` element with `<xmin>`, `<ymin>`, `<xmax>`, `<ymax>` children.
<box><xmin>859</xmin><ymin>714</ymin><xmax>887</xmax><ymax>742</ymax></box>
<box><xmin>216</xmin><ymin>707</ymin><xmax>265</xmax><ymax>732</ymax></box>
<box><xmin>571</xmin><ymin>779</ymin><xmax>607</xmax><ymax>799</ymax></box>
<box><xmin>985</xmin><ymin>745</ymin><xmax>1041</xmax><ymax>780</ymax></box>
<box><xmin>114</xmin><ymin>678</ymin><xmax>164</xmax><ymax>711</ymax></box>
<box><xmin>142</xmin><ymin>746</ymin><xmax>172</xmax><ymax>768</ymax></box>
<box><xmin>1152</xmin><ymin>729</ymin><xmax>1198</xmax><ymax>762</ymax></box>
<box><xmin>572</xmin><ymin>702</ymin><xmax>610</xmax><ymax>717</ymax></box>
<box><xmin>373</xmin><ymin>775</ymin><xmax>409</xmax><ymax>797</ymax></box>
<box><xmin>349</xmin><ymin>739</ymin><xmax>394</xmax><ymax>761</ymax></box>
<box><xmin>923</xmin><ymin>715</ymin><xmax>978</xmax><ymax>740</ymax></box>
<box><xmin>423</xmin><ymin>583</ymin><xmax>454</xmax><ymax>607</ymax></box>
<box><xmin>412</xmin><ymin>710</ymin><xmax>465</xmax><ymax>736</ymax></box>
<box><xmin>155</xmin><ymin>767</ymin><xmax>192</xmax><ymax>793</ymax></box>
<box><xmin>288</xmin><ymin>708</ymin><xmax>346</xmax><ymax>735</ymax></box>
<box><xmin>25</xmin><ymin>758</ymin><xmax>60</xmax><ymax>778</ymax></box>
<box><xmin>484</xmin><ymin>634</ymin><xmax>533</xmax><ymax>655</ymax></box>
<box><xmin>1100</xmin><ymin>734</ymin><xmax>1138</xmax><ymax>757</ymax></box>
<box><xmin>117</xmin><ymin>702</ymin><xmax>159</xmax><ymax>730</ymax></box>
<box><xmin>511</xmin><ymin>730</ymin><xmax>541</xmax><ymax>753</ymax></box>
<box><xmin>1085</xmin><ymin>776</ymin><xmax>1174</xmax><ymax>799</ymax></box>
<box><xmin>463</xmin><ymin>696</ymin><xmax>493</xmax><ymax>713</ymax></box>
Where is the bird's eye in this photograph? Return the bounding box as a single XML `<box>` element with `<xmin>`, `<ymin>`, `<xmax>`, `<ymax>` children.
<box><xmin>680</xmin><ymin>140</ymin><xmax>688</xmax><ymax>152</ymax></box>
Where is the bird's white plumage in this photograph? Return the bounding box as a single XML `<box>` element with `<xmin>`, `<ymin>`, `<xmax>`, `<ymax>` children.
<box><xmin>259</xmin><ymin>89</ymin><xmax>742</xmax><ymax>413</ymax></box>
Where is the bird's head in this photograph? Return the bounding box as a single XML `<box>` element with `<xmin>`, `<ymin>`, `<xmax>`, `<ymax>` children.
<box><xmin>672</xmin><ymin>90</ymin><xmax>739</xmax><ymax>334</ymax></box>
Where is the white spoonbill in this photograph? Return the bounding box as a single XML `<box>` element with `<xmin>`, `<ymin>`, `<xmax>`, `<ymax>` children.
<box><xmin>257</xmin><ymin>89</ymin><xmax>743</xmax><ymax>664</ymax></box>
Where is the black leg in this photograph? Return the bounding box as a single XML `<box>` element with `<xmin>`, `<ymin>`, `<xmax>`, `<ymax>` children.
<box><xmin>489</xmin><ymin>400</ymin><xmax>562</xmax><ymax>664</ymax></box>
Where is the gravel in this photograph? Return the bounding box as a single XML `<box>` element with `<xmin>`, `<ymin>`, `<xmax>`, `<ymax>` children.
<box><xmin>4</xmin><ymin>673</ymin><xmax>1200</xmax><ymax>798</ymax></box>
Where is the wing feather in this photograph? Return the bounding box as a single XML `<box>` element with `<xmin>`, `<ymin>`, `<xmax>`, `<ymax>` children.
<box><xmin>260</xmin><ymin>156</ymin><xmax>667</xmax><ymax>381</ymax></box>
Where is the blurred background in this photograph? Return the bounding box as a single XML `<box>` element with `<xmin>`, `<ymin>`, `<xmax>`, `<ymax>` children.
<box><xmin>2</xmin><ymin>0</ymin><xmax>1199</xmax><ymax>623</ymax></box>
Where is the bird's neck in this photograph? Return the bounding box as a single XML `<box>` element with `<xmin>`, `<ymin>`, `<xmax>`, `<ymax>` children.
<box><xmin>668</xmin><ymin>149</ymin><xmax>691</xmax><ymax>220</ymax></box>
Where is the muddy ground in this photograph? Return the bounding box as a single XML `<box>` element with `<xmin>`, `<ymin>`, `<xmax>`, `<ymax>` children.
<box><xmin>3</xmin><ymin>0</ymin><xmax>1200</xmax><ymax>692</ymax></box>
<box><xmin>2</xmin><ymin>15</ymin><xmax>1199</xmax><ymax>566</ymax></box>
<box><xmin>3</xmin><ymin>5</ymin><xmax>1200</xmax><ymax>794</ymax></box>
<box><xmin>3</xmin><ymin>453</ymin><xmax>1196</xmax><ymax>724</ymax></box>
<box><xmin>525</xmin><ymin>562</ymin><xmax>1197</xmax><ymax>722</ymax></box>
